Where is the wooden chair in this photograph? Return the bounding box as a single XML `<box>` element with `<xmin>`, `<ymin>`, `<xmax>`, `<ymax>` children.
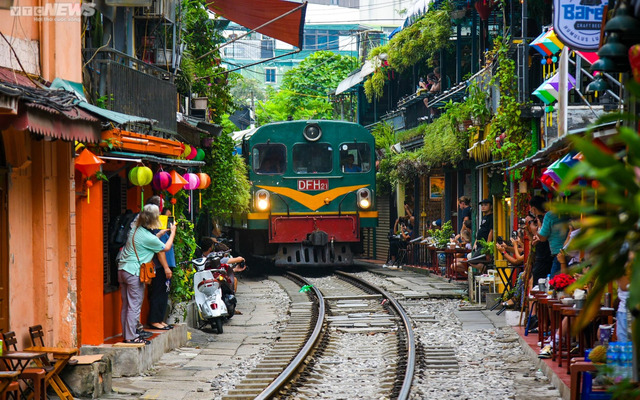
<box><xmin>25</xmin><ymin>325</ymin><xmax>77</xmax><ymax>400</ymax></box>
<box><xmin>0</xmin><ymin>372</ymin><xmax>19</xmax><ymax>400</ymax></box>
<box><xmin>0</xmin><ymin>331</ymin><xmax>47</xmax><ymax>400</ymax></box>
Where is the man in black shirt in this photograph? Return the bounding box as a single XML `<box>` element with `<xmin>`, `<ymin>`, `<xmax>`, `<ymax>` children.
<box><xmin>468</xmin><ymin>198</ymin><xmax>493</xmax><ymax>272</ymax></box>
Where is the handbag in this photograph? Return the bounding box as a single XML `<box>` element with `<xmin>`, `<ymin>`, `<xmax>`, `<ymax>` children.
<box><xmin>133</xmin><ymin>228</ymin><xmax>157</xmax><ymax>285</ymax></box>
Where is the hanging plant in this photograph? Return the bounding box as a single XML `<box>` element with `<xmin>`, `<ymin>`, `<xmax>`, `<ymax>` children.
<box><xmin>487</xmin><ymin>36</ymin><xmax>532</xmax><ymax>176</ymax></box>
<box><xmin>363</xmin><ymin>3</ymin><xmax>452</xmax><ymax>102</ymax></box>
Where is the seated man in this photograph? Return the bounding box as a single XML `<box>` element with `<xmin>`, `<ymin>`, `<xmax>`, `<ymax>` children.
<box><xmin>342</xmin><ymin>154</ymin><xmax>361</xmax><ymax>172</ymax></box>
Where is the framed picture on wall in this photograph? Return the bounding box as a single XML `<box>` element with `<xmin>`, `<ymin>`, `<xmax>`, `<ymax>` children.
<box><xmin>429</xmin><ymin>176</ymin><xmax>445</xmax><ymax>200</ymax></box>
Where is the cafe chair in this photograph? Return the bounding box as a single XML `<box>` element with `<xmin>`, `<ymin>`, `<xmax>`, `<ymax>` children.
<box><xmin>0</xmin><ymin>331</ymin><xmax>48</xmax><ymax>400</ymax></box>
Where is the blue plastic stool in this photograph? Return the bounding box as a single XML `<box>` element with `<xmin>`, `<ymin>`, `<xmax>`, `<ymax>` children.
<box><xmin>581</xmin><ymin>371</ymin><xmax>611</xmax><ymax>400</ymax></box>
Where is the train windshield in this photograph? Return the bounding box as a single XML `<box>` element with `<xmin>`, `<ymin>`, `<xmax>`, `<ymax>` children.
<box><xmin>253</xmin><ymin>144</ymin><xmax>286</xmax><ymax>174</ymax></box>
<box><xmin>339</xmin><ymin>143</ymin><xmax>371</xmax><ymax>173</ymax></box>
<box><xmin>292</xmin><ymin>143</ymin><xmax>333</xmax><ymax>174</ymax></box>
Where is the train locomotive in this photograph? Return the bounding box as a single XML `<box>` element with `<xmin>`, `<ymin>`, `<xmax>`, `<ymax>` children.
<box><xmin>231</xmin><ymin>120</ymin><xmax>377</xmax><ymax>267</ymax></box>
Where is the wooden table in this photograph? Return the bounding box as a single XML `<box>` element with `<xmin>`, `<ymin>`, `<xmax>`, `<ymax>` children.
<box><xmin>0</xmin><ymin>371</ymin><xmax>19</xmax><ymax>396</ymax></box>
<box><xmin>563</xmin><ymin>307</ymin><xmax>615</xmax><ymax>375</ymax></box>
<box><xmin>0</xmin><ymin>351</ymin><xmax>47</xmax><ymax>400</ymax></box>
<box><xmin>25</xmin><ymin>346</ymin><xmax>78</xmax><ymax>400</ymax></box>
<box><xmin>444</xmin><ymin>247</ymin><xmax>469</xmax><ymax>281</ymax></box>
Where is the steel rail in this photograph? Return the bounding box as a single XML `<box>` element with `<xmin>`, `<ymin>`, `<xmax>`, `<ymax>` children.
<box><xmin>334</xmin><ymin>270</ymin><xmax>416</xmax><ymax>400</ymax></box>
<box><xmin>254</xmin><ymin>271</ymin><xmax>325</xmax><ymax>400</ymax></box>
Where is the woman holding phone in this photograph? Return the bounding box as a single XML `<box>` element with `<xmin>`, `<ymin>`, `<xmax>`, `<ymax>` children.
<box><xmin>118</xmin><ymin>204</ymin><xmax>176</xmax><ymax>344</ymax></box>
<box><xmin>147</xmin><ymin>208</ymin><xmax>177</xmax><ymax>330</ymax></box>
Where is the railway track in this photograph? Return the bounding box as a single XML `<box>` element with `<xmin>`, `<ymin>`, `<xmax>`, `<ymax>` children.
<box><xmin>222</xmin><ymin>270</ymin><xmax>415</xmax><ymax>400</ymax></box>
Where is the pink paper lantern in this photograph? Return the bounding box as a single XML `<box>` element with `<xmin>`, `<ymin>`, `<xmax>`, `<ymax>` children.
<box><xmin>186</xmin><ymin>146</ymin><xmax>197</xmax><ymax>160</ymax></box>
<box><xmin>152</xmin><ymin>171</ymin><xmax>172</xmax><ymax>191</ymax></box>
<box><xmin>183</xmin><ymin>173</ymin><xmax>201</xmax><ymax>190</ymax></box>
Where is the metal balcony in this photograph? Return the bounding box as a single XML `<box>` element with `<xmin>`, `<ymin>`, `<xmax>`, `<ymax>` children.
<box><xmin>83</xmin><ymin>48</ymin><xmax>177</xmax><ymax>132</ymax></box>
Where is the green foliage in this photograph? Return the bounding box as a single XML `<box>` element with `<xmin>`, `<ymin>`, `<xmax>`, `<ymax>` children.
<box><xmin>201</xmin><ymin>133</ymin><xmax>251</xmax><ymax>218</ymax></box>
<box><xmin>169</xmin><ymin>218</ymin><xmax>196</xmax><ymax>304</ymax></box>
<box><xmin>228</xmin><ymin>73</ymin><xmax>266</xmax><ymax>108</ymax></box>
<box><xmin>364</xmin><ymin>3</ymin><xmax>452</xmax><ymax>101</ymax></box>
<box><xmin>487</xmin><ymin>37</ymin><xmax>531</xmax><ymax>171</ymax></box>
<box><xmin>255</xmin><ymin>51</ymin><xmax>357</xmax><ymax>124</ymax></box>
<box><xmin>427</xmin><ymin>220</ymin><xmax>455</xmax><ymax>247</ymax></box>
<box><xmin>467</xmin><ymin>80</ymin><xmax>490</xmax><ymax>124</ymax></box>
<box><xmin>371</xmin><ymin>121</ymin><xmax>395</xmax><ymax>151</ymax></box>
<box><xmin>477</xmin><ymin>238</ymin><xmax>495</xmax><ymax>256</ymax></box>
<box><xmin>178</xmin><ymin>0</ymin><xmax>233</xmax><ymax>123</ymax></box>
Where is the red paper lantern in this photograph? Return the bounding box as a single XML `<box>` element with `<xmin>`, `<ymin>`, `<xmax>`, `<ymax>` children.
<box><xmin>152</xmin><ymin>171</ymin><xmax>172</xmax><ymax>191</ymax></box>
<box><xmin>186</xmin><ymin>146</ymin><xmax>197</xmax><ymax>160</ymax></box>
<box><xmin>74</xmin><ymin>149</ymin><xmax>104</xmax><ymax>178</ymax></box>
<box><xmin>167</xmin><ymin>170</ymin><xmax>188</xmax><ymax>195</ymax></box>
<box><xmin>629</xmin><ymin>45</ymin><xmax>640</xmax><ymax>83</ymax></box>
<box><xmin>474</xmin><ymin>0</ymin><xmax>495</xmax><ymax>21</ymax></box>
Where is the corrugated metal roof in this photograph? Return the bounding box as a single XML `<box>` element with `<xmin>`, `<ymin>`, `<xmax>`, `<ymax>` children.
<box><xmin>104</xmin><ymin>151</ymin><xmax>205</xmax><ymax>167</ymax></box>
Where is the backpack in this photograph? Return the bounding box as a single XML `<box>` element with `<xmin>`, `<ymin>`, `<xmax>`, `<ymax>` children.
<box><xmin>109</xmin><ymin>211</ymin><xmax>137</xmax><ymax>251</ymax></box>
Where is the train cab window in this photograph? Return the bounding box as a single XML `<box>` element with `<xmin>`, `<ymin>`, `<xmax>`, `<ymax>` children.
<box><xmin>339</xmin><ymin>143</ymin><xmax>371</xmax><ymax>173</ymax></box>
<box><xmin>293</xmin><ymin>143</ymin><xmax>333</xmax><ymax>174</ymax></box>
<box><xmin>253</xmin><ymin>144</ymin><xmax>286</xmax><ymax>174</ymax></box>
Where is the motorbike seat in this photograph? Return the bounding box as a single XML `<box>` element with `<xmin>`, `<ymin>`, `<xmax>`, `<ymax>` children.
<box><xmin>197</xmin><ymin>279</ymin><xmax>217</xmax><ymax>289</ymax></box>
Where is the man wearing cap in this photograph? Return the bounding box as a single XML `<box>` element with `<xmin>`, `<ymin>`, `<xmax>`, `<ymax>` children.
<box><xmin>469</xmin><ymin>199</ymin><xmax>493</xmax><ymax>270</ymax></box>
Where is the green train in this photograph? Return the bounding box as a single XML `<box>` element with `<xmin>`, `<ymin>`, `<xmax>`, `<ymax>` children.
<box><xmin>231</xmin><ymin>120</ymin><xmax>377</xmax><ymax>267</ymax></box>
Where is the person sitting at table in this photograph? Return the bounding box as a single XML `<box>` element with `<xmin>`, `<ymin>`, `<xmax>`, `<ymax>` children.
<box><xmin>496</xmin><ymin>230</ymin><xmax>525</xmax><ymax>266</ymax></box>
<box><xmin>384</xmin><ymin>216</ymin><xmax>411</xmax><ymax>268</ymax></box>
<box><xmin>467</xmin><ymin>199</ymin><xmax>494</xmax><ymax>273</ymax></box>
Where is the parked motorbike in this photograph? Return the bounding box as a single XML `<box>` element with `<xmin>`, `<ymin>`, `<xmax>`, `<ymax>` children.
<box><xmin>191</xmin><ymin>255</ymin><xmax>237</xmax><ymax>333</ymax></box>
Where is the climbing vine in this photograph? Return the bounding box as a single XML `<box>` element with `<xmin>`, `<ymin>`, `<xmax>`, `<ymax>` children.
<box><xmin>487</xmin><ymin>37</ymin><xmax>531</xmax><ymax>172</ymax></box>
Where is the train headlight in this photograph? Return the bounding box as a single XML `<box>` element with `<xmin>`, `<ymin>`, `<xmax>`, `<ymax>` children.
<box><xmin>357</xmin><ymin>188</ymin><xmax>372</xmax><ymax>209</ymax></box>
<box><xmin>255</xmin><ymin>189</ymin><xmax>270</xmax><ymax>211</ymax></box>
<box><xmin>303</xmin><ymin>123</ymin><xmax>322</xmax><ymax>141</ymax></box>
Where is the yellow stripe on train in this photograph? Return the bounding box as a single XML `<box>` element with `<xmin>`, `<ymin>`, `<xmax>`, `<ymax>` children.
<box><xmin>256</xmin><ymin>184</ymin><xmax>369</xmax><ymax>211</ymax></box>
<box><xmin>247</xmin><ymin>211</ymin><xmax>378</xmax><ymax>220</ymax></box>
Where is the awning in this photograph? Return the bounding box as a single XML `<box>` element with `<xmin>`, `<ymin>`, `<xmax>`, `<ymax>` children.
<box><xmin>101</xmin><ymin>129</ymin><xmax>185</xmax><ymax>157</ymax></box>
<box><xmin>50</xmin><ymin>78</ymin><xmax>155</xmax><ymax>127</ymax></box>
<box><xmin>0</xmin><ymin>105</ymin><xmax>101</xmax><ymax>143</ymax></box>
<box><xmin>506</xmin><ymin>122</ymin><xmax>619</xmax><ymax>171</ymax></box>
<box><xmin>102</xmin><ymin>151</ymin><xmax>205</xmax><ymax>167</ymax></box>
<box><xmin>208</xmin><ymin>0</ymin><xmax>307</xmax><ymax>49</ymax></box>
<box><xmin>335</xmin><ymin>60</ymin><xmax>376</xmax><ymax>95</ymax></box>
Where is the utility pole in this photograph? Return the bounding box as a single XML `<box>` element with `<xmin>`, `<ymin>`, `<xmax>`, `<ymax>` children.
<box><xmin>250</xmin><ymin>90</ymin><xmax>255</xmax><ymax>128</ymax></box>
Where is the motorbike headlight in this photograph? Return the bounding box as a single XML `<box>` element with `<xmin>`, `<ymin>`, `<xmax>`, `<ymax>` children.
<box><xmin>255</xmin><ymin>189</ymin><xmax>270</xmax><ymax>211</ymax></box>
<box><xmin>357</xmin><ymin>188</ymin><xmax>372</xmax><ymax>209</ymax></box>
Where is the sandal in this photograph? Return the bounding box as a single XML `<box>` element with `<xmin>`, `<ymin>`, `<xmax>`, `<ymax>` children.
<box><xmin>538</xmin><ymin>345</ymin><xmax>552</xmax><ymax>359</ymax></box>
<box><xmin>124</xmin><ymin>337</ymin><xmax>150</xmax><ymax>345</ymax></box>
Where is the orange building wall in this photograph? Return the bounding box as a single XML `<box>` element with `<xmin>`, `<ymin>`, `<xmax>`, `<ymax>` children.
<box><xmin>0</xmin><ymin>0</ymin><xmax>82</xmax><ymax>82</ymax></box>
<box><xmin>4</xmin><ymin>133</ymin><xmax>77</xmax><ymax>348</ymax></box>
<box><xmin>76</xmin><ymin>177</ymin><xmax>104</xmax><ymax>345</ymax></box>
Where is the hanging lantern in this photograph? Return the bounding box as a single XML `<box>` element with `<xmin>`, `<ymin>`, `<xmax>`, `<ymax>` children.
<box><xmin>74</xmin><ymin>148</ymin><xmax>105</xmax><ymax>204</ymax></box>
<box><xmin>474</xmin><ymin>0</ymin><xmax>495</xmax><ymax>21</ymax></box>
<box><xmin>196</xmin><ymin>172</ymin><xmax>211</xmax><ymax>208</ymax></box>
<box><xmin>195</xmin><ymin>148</ymin><xmax>206</xmax><ymax>161</ymax></box>
<box><xmin>129</xmin><ymin>166</ymin><xmax>153</xmax><ymax>207</ymax></box>
<box><xmin>167</xmin><ymin>170</ymin><xmax>188</xmax><ymax>195</ymax></box>
<box><xmin>128</xmin><ymin>166</ymin><xmax>153</xmax><ymax>186</ymax></box>
<box><xmin>182</xmin><ymin>144</ymin><xmax>192</xmax><ymax>159</ymax></box>
<box><xmin>183</xmin><ymin>173</ymin><xmax>201</xmax><ymax>190</ymax></box>
<box><xmin>196</xmin><ymin>173</ymin><xmax>211</xmax><ymax>189</ymax></box>
<box><xmin>75</xmin><ymin>149</ymin><xmax>104</xmax><ymax>178</ymax></box>
<box><xmin>152</xmin><ymin>170</ymin><xmax>172</xmax><ymax>191</ymax></box>
<box><xmin>629</xmin><ymin>45</ymin><xmax>640</xmax><ymax>83</ymax></box>
<box><xmin>186</xmin><ymin>146</ymin><xmax>198</xmax><ymax>160</ymax></box>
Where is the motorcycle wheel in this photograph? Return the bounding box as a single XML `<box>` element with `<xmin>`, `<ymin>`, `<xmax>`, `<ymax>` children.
<box><xmin>212</xmin><ymin>318</ymin><xmax>223</xmax><ymax>334</ymax></box>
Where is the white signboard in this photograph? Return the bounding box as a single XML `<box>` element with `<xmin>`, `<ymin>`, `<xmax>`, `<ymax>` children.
<box><xmin>553</xmin><ymin>0</ymin><xmax>605</xmax><ymax>51</ymax></box>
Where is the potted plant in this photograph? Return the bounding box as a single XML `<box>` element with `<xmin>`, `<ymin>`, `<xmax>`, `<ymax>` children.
<box><xmin>467</xmin><ymin>80</ymin><xmax>490</xmax><ymax>125</ymax></box>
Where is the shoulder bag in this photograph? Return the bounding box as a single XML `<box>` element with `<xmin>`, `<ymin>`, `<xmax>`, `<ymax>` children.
<box><xmin>133</xmin><ymin>227</ymin><xmax>156</xmax><ymax>284</ymax></box>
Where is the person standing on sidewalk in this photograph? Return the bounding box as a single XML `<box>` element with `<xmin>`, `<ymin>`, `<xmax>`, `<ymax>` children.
<box><xmin>118</xmin><ymin>204</ymin><xmax>176</xmax><ymax>344</ymax></box>
<box><xmin>147</xmin><ymin>207</ymin><xmax>176</xmax><ymax>330</ymax></box>
<box><xmin>529</xmin><ymin>196</ymin><xmax>568</xmax><ymax>278</ymax></box>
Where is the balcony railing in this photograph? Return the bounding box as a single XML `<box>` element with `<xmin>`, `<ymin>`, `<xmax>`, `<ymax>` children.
<box><xmin>83</xmin><ymin>48</ymin><xmax>177</xmax><ymax>132</ymax></box>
